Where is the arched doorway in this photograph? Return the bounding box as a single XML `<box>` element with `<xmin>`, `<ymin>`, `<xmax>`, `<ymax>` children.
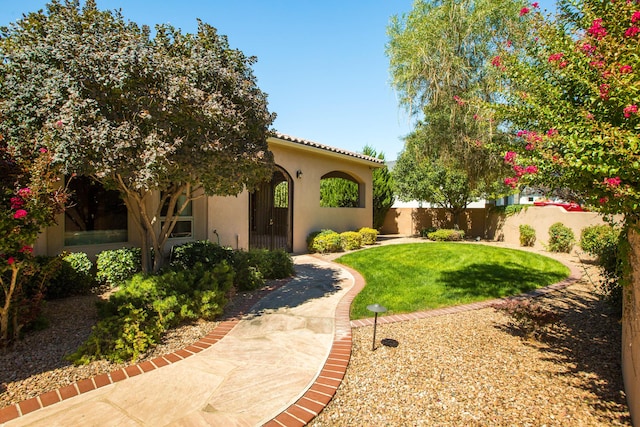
<box><xmin>249</xmin><ymin>167</ymin><xmax>293</xmax><ymax>251</ymax></box>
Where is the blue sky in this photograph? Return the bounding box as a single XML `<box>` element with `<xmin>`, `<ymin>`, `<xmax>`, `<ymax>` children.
<box><xmin>2</xmin><ymin>1</ymin><xmax>555</xmax><ymax>161</ymax></box>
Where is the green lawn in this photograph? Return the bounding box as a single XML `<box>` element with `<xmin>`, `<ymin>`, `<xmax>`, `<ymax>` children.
<box><xmin>336</xmin><ymin>243</ymin><xmax>570</xmax><ymax>319</ymax></box>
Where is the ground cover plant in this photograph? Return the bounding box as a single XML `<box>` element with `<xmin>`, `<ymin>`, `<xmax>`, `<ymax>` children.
<box><xmin>337</xmin><ymin>243</ymin><xmax>569</xmax><ymax>319</ymax></box>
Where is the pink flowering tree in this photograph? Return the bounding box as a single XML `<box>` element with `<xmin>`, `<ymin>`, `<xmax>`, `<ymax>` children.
<box><xmin>485</xmin><ymin>1</ymin><xmax>640</xmax><ymax>419</ymax></box>
<box><xmin>0</xmin><ymin>137</ymin><xmax>67</xmax><ymax>343</ymax></box>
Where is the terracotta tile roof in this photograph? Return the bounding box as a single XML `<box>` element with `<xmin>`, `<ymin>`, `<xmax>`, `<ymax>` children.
<box><xmin>272</xmin><ymin>132</ymin><xmax>385</xmax><ymax>165</ymax></box>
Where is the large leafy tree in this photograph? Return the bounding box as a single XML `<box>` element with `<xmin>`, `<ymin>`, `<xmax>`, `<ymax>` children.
<box><xmin>387</xmin><ymin>0</ymin><xmax>526</xmax><ymax>226</ymax></box>
<box><xmin>0</xmin><ymin>1</ymin><xmax>275</xmax><ymax>272</ymax></box>
<box><xmin>362</xmin><ymin>146</ymin><xmax>395</xmax><ymax>230</ymax></box>
<box><xmin>485</xmin><ymin>0</ymin><xmax>640</xmax><ymax>419</ymax></box>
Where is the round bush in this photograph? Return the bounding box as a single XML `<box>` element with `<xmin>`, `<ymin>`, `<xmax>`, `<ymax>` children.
<box><xmin>340</xmin><ymin>231</ymin><xmax>363</xmax><ymax>251</ymax></box>
<box><xmin>96</xmin><ymin>248</ymin><xmax>142</xmax><ymax>287</ymax></box>
<box><xmin>427</xmin><ymin>229</ymin><xmax>465</xmax><ymax>241</ymax></box>
<box><xmin>358</xmin><ymin>227</ymin><xmax>379</xmax><ymax>245</ymax></box>
<box><xmin>580</xmin><ymin>224</ymin><xmax>620</xmax><ymax>259</ymax></box>
<box><xmin>519</xmin><ymin>224</ymin><xmax>536</xmax><ymax>247</ymax></box>
<box><xmin>548</xmin><ymin>222</ymin><xmax>574</xmax><ymax>253</ymax></box>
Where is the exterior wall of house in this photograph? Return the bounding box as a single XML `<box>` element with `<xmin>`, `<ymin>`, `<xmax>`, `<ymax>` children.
<box><xmin>208</xmin><ymin>138</ymin><xmax>376</xmax><ymax>254</ymax></box>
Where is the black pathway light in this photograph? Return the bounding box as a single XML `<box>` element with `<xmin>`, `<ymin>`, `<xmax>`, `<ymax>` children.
<box><xmin>366</xmin><ymin>303</ymin><xmax>387</xmax><ymax>351</ymax></box>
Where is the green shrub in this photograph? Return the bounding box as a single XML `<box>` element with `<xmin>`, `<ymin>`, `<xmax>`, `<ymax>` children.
<box><xmin>69</xmin><ymin>262</ymin><xmax>233</xmax><ymax>363</ymax></box>
<box><xmin>420</xmin><ymin>227</ymin><xmax>437</xmax><ymax>238</ymax></box>
<box><xmin>340</xmin><ymin>231</ymin><xmax>362</xmax><ymax>251</ymax></box>
<box><xmin>519</xmin><ymin>224</ymin><xmax>536</xmax><ymax>247</ymax></box>
<box><xmin>580</xmin><ymin>225</ymin><xmax>620</xmax><ymax>259</ymax></box>
<box><xmin>548</xmin><ymin>222</ymin><xmax>575</xmax><ymax>253</ymax></box>
<box><xmin>308</xmin><ymin>229</ymin><xmax>342</xmax><ymax>253</ymax></box>
<box><xmin>46</xmin><ymin>252</ymin><xmax>94</xmax><ymax>299</ymax></box>
<box><xmin>427</xmin><ymin>229</ymin><xmax>465</xmax><ymax>241</ymax></box>
<box><xmin>170</xmin><ymin>241</ymin><xmax>234</xmax><ymax>270</ymax></box>
<box><xmin>96</xmin><ymin>248</ymin><xmax>142</xmax><ymax>287</ymax></box>
<box><xmin>580</xmin><ymin>224</ymin><xmax>623</xmax><ymax>314</ymax></box>
<box><xmin>232</xmin><ymin>251</ymin><xmax>265</xmax><ymax>291</ymax></box>
<box><xmin>358</xmin><ymin>227</ymin><xmax>378</xmax><ymax>245</ymax></box>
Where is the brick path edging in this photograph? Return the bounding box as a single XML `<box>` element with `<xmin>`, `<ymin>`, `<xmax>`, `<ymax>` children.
<box><xmin>262</xmin><ymin>254</ymin><xmax>582</xmax><ymax>427</ymax></box>
<box><xmin>0</xmin><ymin>281</ymin><xmax>289</xmax><ymax>424</ymax></box>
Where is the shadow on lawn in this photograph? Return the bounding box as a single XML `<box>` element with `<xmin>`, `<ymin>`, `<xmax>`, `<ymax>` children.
<box><xmin>497</xmin><ymin>282</ymin><xmax>631</xmax><ymax>424</ymax></box>
<box><xmin>438</xmin><ymin>261</ymin><xmax>568</xmax><ymax>300</ymax></box>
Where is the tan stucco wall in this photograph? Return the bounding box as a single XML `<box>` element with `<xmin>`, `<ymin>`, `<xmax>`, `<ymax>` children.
<box><xmin>623</xmin><ymin>226</ymin><xmax>640</xmax><ymax>425</ymax></box>
<box><xmin>383</xmin><ymin>205</ymin><xmax>616</xmax><ymax>251</ymax></box>
<box><xmin>208</xmin><ymin>137</ymin><xmax>376</xmax><ymax>253</ymax></box>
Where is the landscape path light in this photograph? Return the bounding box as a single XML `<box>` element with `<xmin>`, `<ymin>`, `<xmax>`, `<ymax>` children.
<box><xmin>366</xmin><ymin>303</ymin><xmax>387</xmax><ymax>351</ymax></box>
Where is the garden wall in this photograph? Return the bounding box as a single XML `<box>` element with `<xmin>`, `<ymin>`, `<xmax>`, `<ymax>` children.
<box><xmin>382</xmin><ymin>206</ymin><xmax>615</xmax><ymax>252</ymax></box>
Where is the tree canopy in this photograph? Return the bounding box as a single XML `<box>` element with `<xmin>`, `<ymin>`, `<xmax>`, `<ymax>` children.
<box><xmin>387</xmin><ymin>0</ymin><xmax>526</xmax><ymax>225</ymax></box>
<box><xmin>0</xmin><ymin>0</ymin><xmax>276</xmax><ymax>272</ymax></box>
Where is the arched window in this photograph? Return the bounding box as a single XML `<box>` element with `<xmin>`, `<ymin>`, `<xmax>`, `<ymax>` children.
<box><xmin>320</xmin><ymin>171</ymin><xmax>362</xmax><ymax>208</ymax></box>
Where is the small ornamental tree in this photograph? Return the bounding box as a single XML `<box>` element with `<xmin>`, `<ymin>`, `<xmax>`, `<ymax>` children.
<box><xmin>0</xmin><ymin>1</ymin><xmax>275</xmax><ymax>273</ymax></box>
<box><xmin>0</xmin><ymin>138</ymin><xmax>67</xmax><ymax>343</ymax></box>
<box><xmin>484</xmin><ymin>1</ymin><xmax>640</xmax><ymax>418</ymax></box>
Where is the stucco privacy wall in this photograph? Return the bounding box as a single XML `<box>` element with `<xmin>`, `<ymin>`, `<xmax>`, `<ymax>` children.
<box><xmin>383</xmin><ymin>205</ymin><xmax>615</xmax><ymax>249</ymax></box>
<box><xmin>209</xmin><ymin>135</ymin><xmax>380</xmax><ymax>253</ymax></box>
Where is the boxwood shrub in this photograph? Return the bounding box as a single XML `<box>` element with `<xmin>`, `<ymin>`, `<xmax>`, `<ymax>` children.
<box><xmin>46</xmin><ymin>252</ymin><xmax>95</xmax><ymax>299</ymax></box>
<box><xmin>519</xmin><ymin>224</ymin><xmax>536</xmax><ymax>247</ymax></box>
<box><xmin>548</xmin><ymin>222</ymin><xmax>574</xmax><ymax>253</ymax></box>
<box><xmin>340</xmin><ymin>231</ymin><xmax>362</xmax><ymax>250</ymax></box>
<box><xmin>96</xmin><ymin>248</ymin><xmax>142</xmax><ymax>287</ymax></box>
<box><xmin>427</xmin><ymin>229</ymin><xmax>465</xmax><ymax>241</ymax></box>
<box><xmin>358</xmin><ymin>227</ymin><xmax>378</xmax><ymax>245</ymax></box>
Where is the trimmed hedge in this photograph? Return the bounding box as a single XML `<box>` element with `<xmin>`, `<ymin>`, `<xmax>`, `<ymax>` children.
<box><xmin>358</xmin><ymin>227</ymin><xmax>378</xmax><ymax>245</ymax></box>
<box><xmin>96</xmin><ymin>248</ymin><xmax>142</xmax><ymax>287</ymax></box>
<box><xmin>519</xmin><ymin>224</ymin><xmax>536</xmax><ymax>247</ymax></box>
<box><xmin>426</xmin><ymin>229</ymin><xmax>465</xmax><ymax>241</ymax></box>
<box><xmin>548</xmin><ymin>222</ymin><xmax>574</xmax><ymax>253</ymax></box>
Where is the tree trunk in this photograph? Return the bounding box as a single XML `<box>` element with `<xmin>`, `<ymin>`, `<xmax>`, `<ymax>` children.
<box><xmin>0</xmin><ymin>264</ymin><xmax>19</xmax><ymax>343</ymax></box>
<box><xmin>622</xmin><ymin>223</ymin><xmax>640</xmax><ymax>424</ymax></box>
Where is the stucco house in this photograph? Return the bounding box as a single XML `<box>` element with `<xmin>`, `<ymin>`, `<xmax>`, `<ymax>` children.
<box><xmin>34</xmin><ymin>133</ymin><xmax>384</xmax><ymax>258</ymax></box>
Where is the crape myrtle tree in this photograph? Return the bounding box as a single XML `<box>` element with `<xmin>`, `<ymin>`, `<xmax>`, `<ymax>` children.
<box><xmin>0</xmin><ymin>1</ymin><xmax>275</xmax><ymax>273</ymax></box>
<box><xmin>484</xmin><ymin>0</ymin><xmax>640</xmax><ymax>419</ymax></box>
<box><xmin>0</xmin><ymin>136</ymin><xmax>67</xmax><ymax>343</ymax></box>
<box><xmin>387</xmin><ymin>0</ymin><xmax>527</xmax><ymax>227</ymax></box>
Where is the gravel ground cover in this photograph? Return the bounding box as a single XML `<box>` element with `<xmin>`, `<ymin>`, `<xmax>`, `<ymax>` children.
<box><xmin>0</xmin><ymin>242</ymin><xmax>633</xmax><ymax>426</ymax></box>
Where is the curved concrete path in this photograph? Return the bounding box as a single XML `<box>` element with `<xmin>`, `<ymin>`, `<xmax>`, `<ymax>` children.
<box><xmin>0</xmin><ymin>239</ymin><xmax>582</xmax><ymax>427</ymax></box>
<box><xmin>1</xmin><ymin>255</ymin><xmax>360</xmax><ymax>427</ymax></box>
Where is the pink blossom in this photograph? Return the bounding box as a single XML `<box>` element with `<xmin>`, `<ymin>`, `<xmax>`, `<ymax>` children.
<box><xmin>504</xmin><ymin>177</ymin><xmax>519</xmax><ymax>188</ymax></box>
<box><xmin>13</xmin><ymin>209</ymin><xmax>28</xmax><ymax>219</ymax></box>
<box><xmin>633</xmin><ymin>11</ymin><xmax>640</xmax><ymax>23</ymax></box>
<box><xmin>7</xmin><ymin>257</ymin><xmax>15</xmax><ymax>265</ymax></box>
<box><xmin>506</xmin><ymin>40</ymin><xmax>512</xmax><ymax>48</ymax></box>
<box><xmin>504</xmin><ymin>151</ymin><xmax>517</xmax><ymax>164</ymax></box>
<box><xmin>599</xmin><ymin>197</ymin><xmax>608</xmax><ymax>205</ymax></box>
<box><xmin>525</xmin><ymin>165</ymin><xmax>538</xmax><ymax>174</ymax></box>
<box><xmin>546</xmin><ymin>128</ymin><xmax>558</xmax><ymax>137</ymax></box>
<box><xmin>620</xmin><ymin>64</ymin><xmax>633</xmax><ymax>74</ymax></box>
<box><xmin>516</xmin><ymin>130</ymin><xmax>528</xmax><ymax>137</ymax></box>
<box><xmin>525</xmin><ymin>143</ymin><xmax>534</xmax><ymax>151</ymax></box>
<box><xmin>581</xmin><ymin>43</ymin><xmax>595</xmax><ymax>54</ymax></box>
<box><xmin>589</xmin><ymin>60</ymin><xmax>604</xmax><ymax>68</ymax></box>
<box><xmin>10</xmin><ymin>197</ymin><xmax>24</xmax><ymax>209</ymax></box>
<box><xmin>39</xmin><ymin>147</ymin><xmax>48</xmax><ymax>153</ymax></box>
<box><xmin>55</xmin><ymin>120</ymin><xmax>64</xmax><ymax>129</ymax></box>
<box><xmin>599</xmin><ymin>83</ymin><xmax>610</xmax><ymax>99</ymax></box>
<box><xmin>491</xmin><ymin>56</ymin><xmax>502</xmax><ymax>68</ymax></box>
<box><xmin>19</xmin><ymin>246</ymin><xmax>33</xmax><ymax>254</ymax></box>
<box><xmin>604</xmin><ymin>176</ymin><xmax>621</xmax><ymax>187</ymax></box>
<box><xmin>513</xmin><ymin>165</ymin><xmax>525</xmax><ymax>177</ymax></box>
<box><xmin>559</xmin><ymin>61</ymin><xmax>568</xmax><ymax>68</ymax></box>
<box><xmin>473</xmin><ymin>114</ymin><xmax>480</xmax><ymax>120</ymax></box>
<box><xmin>548</xmin><ymin>53</ymin><xmax>564</xmax><ymax>62</ymax></box>
<box><xmin>453</xmin><ymin>95</ymin><xmax>464</xmax><ymax>105</ymax></box>
<box><xmin>17</xmin><ymin>188</ymin><xmax>32</xmax><ymax>198</ymax></box>
<box><xmin>626</xmin><ymin>26</ymin><xmax>640</xmax><ymax>37</ymax></box>
<box><xmin>520</xmin><ymin>7</ymin><xmax>530</xmax><ymax>16</ymax></box>
<box><xmin>588</xmin><ymin>18</ymin><xmax>607</xmax><ymax>39</ymax></box>
<box><xmin>473</xmin><ymin>140</ymin><xmax>483</xmax><ymax>147</ymax></box>
<box><xmin>624</xmin><ymin>104</ymin><xmax>638</xmax><ymax>118</ymax></box>
<box><xmin>532</xmin><ymin>2</ymin><xmax>539</xmax><ymax>8</ymax></box>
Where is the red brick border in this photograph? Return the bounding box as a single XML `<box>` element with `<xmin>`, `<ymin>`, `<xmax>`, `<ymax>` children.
<box><xmin>0</xmin><ymin>280</ymin><xmax>289</xmax><ymax>424</ymax></box>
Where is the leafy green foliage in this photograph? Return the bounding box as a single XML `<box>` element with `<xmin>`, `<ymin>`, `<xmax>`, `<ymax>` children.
<box><xmin>362</xmin><ymin>146</ymin><xmax>395</xmax><ymax>230</ymax></box>
<box><xmin>387</xmin><ymin>0</ymin><xmax>524</xmax><ymax>225</ymax></box>
<box><xmin>0</xmin><ymin>139</ymin><xmax>68</xmax><ymax>343</ymax></box>
<box><xmin>358</xmin><ymin>227</ymin><xmax>379</xmax><ymax>245</ymax></box>
<box><xmin>308</xmin><ymin>230</ymin><xmax>342</xmax><ymax>254</ymax></box>
<box><xmin>320</xmin><ymin>178</ymin><xmax>359</xmax><ymax>208</ymax></box>
<box><xmin>580</xmin><ymin>225</ymin><xmax>620</xmax><ymax>259</ymax></box>
<box><xmin>340</xmin><ymin>232</ymin><xmax>363</xmax><ymax>251</ymax></box>
<box><xmin>548</xmin><ymin>223</ymin><xmax>575</xmax><ymax>253</ymax></box>
<box><xmin>45</xmin><ymin>252</ymin><xmax>95</xmax><ymax>299</ymax></box>
<box><xmin>519</xmin><ymin>224</ymin><xmax>536</xmax><ymax>247</ymax></box>
<box><xmin>580</xmin><ymin>224</ymin><xmax>622</xmax><ymax>312</ymax></box>
<box><xmin>0</xmin><ymin>1</ymin><xmax>275</xmax><ymax>273</ymax></box>
<box><xmin>69</xmin><ymin>262</ymin><xmax>233</xmax><ymax>363</ymax></box>
<box><xmin>96</xmin><ymin>248</ymin><xmax>142</xmax><ymax>287</ymax></box>
<box><xmin>426</xmin><ymin>229</ymin><xmax>465</xmax><ymax>242</ymax></box>
<box><xmin>170</xmin><ymin>241</ymin><xmax>234</xmax><ymax>271</ymax></box>
<box><xmin>486</xmin><ymin>0</ymin><xmax>640</xmax><ymax>221</ymax></box>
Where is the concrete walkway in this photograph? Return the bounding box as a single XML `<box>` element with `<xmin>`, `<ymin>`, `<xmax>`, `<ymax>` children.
<box><xmin>1</xmin><ymin>255</ymin><xmax>359</xmax><ymax>427</ymax></box>
<box><xmin>0</xmin><ymin>237</ymin><xmax>583</xmax><ymax>427</ymax></box>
